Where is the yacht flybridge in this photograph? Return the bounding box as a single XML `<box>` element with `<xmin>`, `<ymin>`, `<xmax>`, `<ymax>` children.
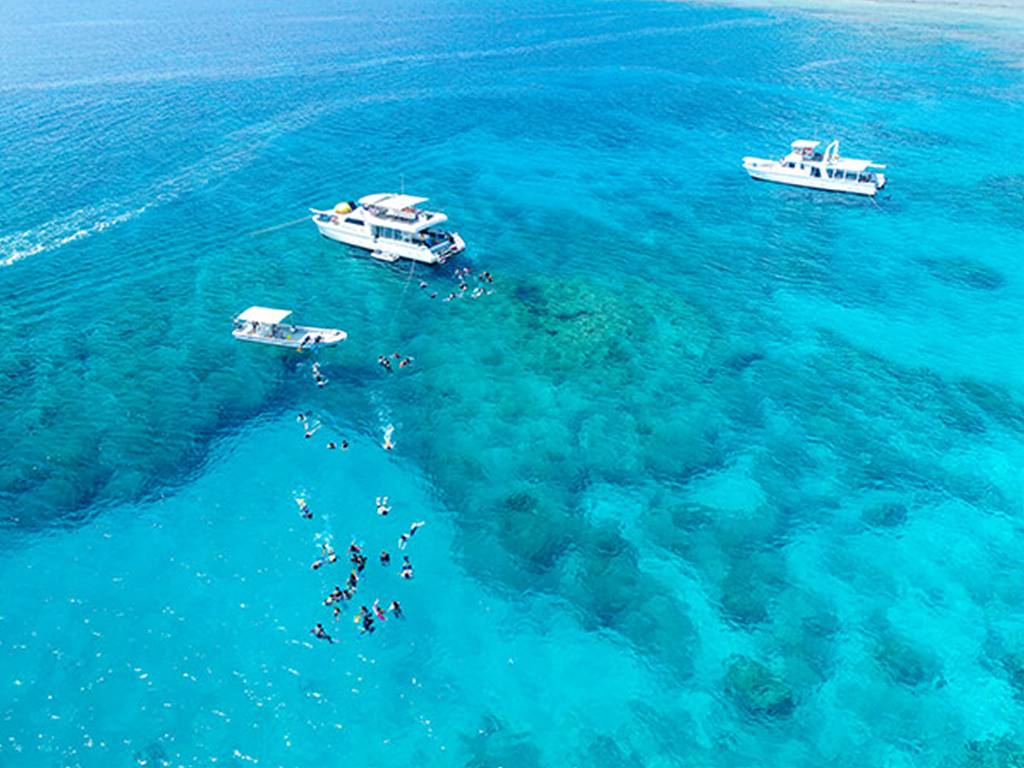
<box><xmin>232</xmin><ymin>306</ymin><xmax>347</xmax><ymax>349</ymax></box>
<box><xmin>310</xmin><ymin>193</ymin><xmax>465</xmax><ymax>264</ymax></box>
<box><xmin>743</xmin><ymin>140</ymin><xmax>887</xmax><ymax>196</ymax></box>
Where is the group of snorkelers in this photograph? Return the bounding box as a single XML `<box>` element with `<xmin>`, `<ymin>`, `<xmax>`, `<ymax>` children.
<box><xmin>296</xmin><ymin>411</ymin><xmax>350</xmax><ymax>452</ymax></box>
<box><xmin>378</xmin><ymin>353</ymin><xmax>414</xmax><ymax>373</ymax></box>
<box><xmin>417</xmin><ymin>265</ymin><xmax>494</xmax><ymax>302</ymax></box>
<box><xmin>309</xmin><ymin>518</ymin><xmax>425</xmax><ymax>643</ymax></box>
<box><xmin>292</xmin><ymin>281</ymin><xmax>478</xmax><ymax>647</ymax></box>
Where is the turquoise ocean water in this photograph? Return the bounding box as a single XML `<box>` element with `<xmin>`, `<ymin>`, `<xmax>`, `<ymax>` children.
<box><xmin>2</xmin><ymin>0</ymin><xmax>1024</xmax><ymax>764</ymax></box>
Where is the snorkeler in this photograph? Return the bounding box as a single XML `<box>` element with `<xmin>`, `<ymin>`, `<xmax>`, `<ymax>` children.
<box><xmin>356</xmin><ymin>606</ymin><xmax>375</xmax><ymax>634</ymax></box>
<box><xmin>382</xmin><ymin>425</ymin><xmax>395</xmax><ymax>451</ymax></box>
<box><xmin>341</xmin><ymin>440</ymin><xmax>349</xmax><ymax>450</ymax></box>
<box><xmin>380</xmin><ymin>550</ymin><xmax>391</xmax><ymax>566</ymax></box>
<box><xmin>322</xmin><ymin>543</ymin><xmax>337</xmax><ymax>564</ymax></box>
<box><xmin>400</xmin><ymin>556</ymin><xmax>413</xmax><ymax>580</ymax></box>
<box><xmin>389</xmin><ymin>600</ymin><xmax>402</xmax><ymax>618</ymax></box>
<box><xmin>397</xmin><ymin>520</ymin><xmax>426</xmax><ymax>550</ymax></box>
<box><xmin>378</xmin><ymin>355</ymin><xmax>393</xmax><ymax>373</ymax></box>
<box><xmin>399</xmin><ymin>356</ymin><xmax>413</xmax><ymax>369</ymax></box>
<box><xmin>327</xmin><ymin>441</ymin><xmax>337</xmax><ymax>450</ymax></box>
<box><xmin>372</xmin><ymin>599</ymin><xmax>388</xmax><ymax>621</ymax></box>
<box><xmin>295</xmin><ymin>498</ymin><xmax>313</xmax><ymax>519</ymax></box>
<box><xmin>311</xmin><ymin>623</ymin><xmax>334</xmax><ymax>644</ymax></box>
<box><xmin>376</xmin><ymin>496</ymin><xmax>391</xmax><ymax>516</ymax></box>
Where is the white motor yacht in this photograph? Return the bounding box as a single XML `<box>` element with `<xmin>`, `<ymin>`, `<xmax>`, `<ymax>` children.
<box><xmin>310</xmin><ymin>193</ymin><xmax>465</xmax><ymax>264</ymax></box>
<box><xmin>232</xmin><ymin>306</ymin><xmax>347</xmax><ymax>349</ymax></box>
<box><xmin>743</xmin><ymin>140</ymin><xmax>886</xmax><ymax>196</ymax></box>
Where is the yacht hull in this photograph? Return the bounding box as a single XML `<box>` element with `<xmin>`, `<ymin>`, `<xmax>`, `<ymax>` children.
<box><xmin>313</xmin><ymin>218</ymin><xmax>462</xmax><ymax>264</ymax></box>
<box><xmin>743</xmin><ymin>159</ymin><xmax>883</xmax><ymax>197</ymax></box>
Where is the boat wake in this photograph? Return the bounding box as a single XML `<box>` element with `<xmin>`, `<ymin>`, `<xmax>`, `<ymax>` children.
<box><xmin>0</xmin><ymin>102</ymin><xmax>332</xmax><ymax>271</ymax></box>
<box><xmin>0</xmin><ymin>202</ymin><xmax>156</xmax><ymax>269</ymax></box>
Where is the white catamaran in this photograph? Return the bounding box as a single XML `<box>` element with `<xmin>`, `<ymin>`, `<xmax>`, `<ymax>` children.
<box><xmin>310</xmin><ymin>193</ymin><xmax>465</xmax><ymax>264</ymax></box>
<box><xmin>743</xmin><ymin>140</ymin><xmax>887</xmax><ymax>196</ymax></box>
<box><xmin>232</xmin><ymin>306</ymin><xmax>347</xmax><ymax>349</ymax></box>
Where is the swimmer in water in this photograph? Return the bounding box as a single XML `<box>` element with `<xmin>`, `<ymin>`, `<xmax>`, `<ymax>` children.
<box><xmin>311</xmin><ymin>623</ymin><xmax>334</xmax><ymax>644</ymax></box>
<box><xmin>373</xmin><ymin>599</ymin><xmax>388</xmax><ymax>621</ymax></box>
<box><xmin>389</xmin><ymin>600</ymin><xmax>402</xmax><ymax>618</ymax></box>
<box><xmin>341</xmin><ymin>440</ymin><xmax>349</xmax><ymax>450</ymax></box>
<box><xmin>382</xmin><ymin>425</ymin><xmax>395</xmax><ymax>451</ymax></box>
<box><xmin>401</xmin><ymin>556</ymin><xmax>413</xmax><ymax>579</ymax></box>
<box><xmin>399</xmin><ymin>356</ymin><xmax>413</xmax><ymax>369</ymax></box>
<box><xmin>397</xmin><ymin>520</ymin><xmax>426</xmax><ymax>550</ymax></box>
<box><xmin>322</xmin><ymin>544</ymin><xmax>337</xmax><ymax>564</ymax></box>
<box><xmin>327</xmin><ymin>441</ymin><xmax>337</xmax><ymax>450</ymax></box>
<box><xmin>419</xmin><ymin>281</ymin><xmax>428</xmax><ymax>289</ymax></box>
<box><xmin>324</xmin><ymin>586</ymin><xmax>343</xmax><ymax>605</ymax></box>
<box><xmin>378</xmin><ymin>355</ymin><xmax>393</xmax><ymax>373</ymax></box>
<box><xmin>376</xmin><ymin>496</ymin><xmax>391</xmax><ymax>516</ymax></box>
<box><xmin>296</xmin><ymin>498</ymin><xmax>313</xmax><ymax>519</ymax></box>
<box><xmin>380</xmin><ymin>550</ymin><xmax>391</xmax><ymax>566</ymax></box>
<box><xmin>346</xmin><ymin>570</ymin><xmax>359</xmax><ymax>590</ymax></box>
<box><xmin>311</xmin><ymin>558</ymin><xmax>324</xmax><ymax>570</ymax></box>
<box><xmin>356</xmin><ymin>606</ymin><xmax>375</xmax><ymax>634</ymax></box>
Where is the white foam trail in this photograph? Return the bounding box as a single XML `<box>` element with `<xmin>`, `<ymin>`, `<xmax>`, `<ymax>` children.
<box><xmin>0</xmin><ymin>101</ymin><xmax>330</xmax><ymax>270</ymax></box>
<box><xmin>0</xmin><ymin>84</ymin><xmax>528</xmax><ymax>271</ymax></box>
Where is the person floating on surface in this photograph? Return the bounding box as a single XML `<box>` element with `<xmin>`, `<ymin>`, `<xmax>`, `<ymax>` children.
<box><xmin>322</xmin><ymin>543</ymin><xmax>337</xmax><ymax>564</ymax></box>
<box><xmin>296</xmin><ymin>498</ymin><xmax>313</xmax><ymax>519</ymax></box>
<box><xmin>376</xmin><ymin>496</ymin><xmax>391</xmax><ymax>516</ymax></box>
<box><xmin>382</xmin><ymin>425</ymin><xmax>395</xmax><ymax>451</ymax></box>
<box><xmin>389</xmin><ymin>600</ymin><xmax>402</xmax><ymax>618</ymax></box>
<box><xmin>380</xmin><ymin>550</ymin><xmax>391</xmax><ymax>566</ymax></box>
<box><xmin>372</xmin><ymin>599</ymin><xmax>388</xmax><ymax>622</ymax></box>
<box><xmin>397</xmin><ymin>520</ymin><xmax>426</xmax><ymax>550</ymax></box>
<box><xmin>378</xmin><ymin>355</ymin><xmax>393</xmax><ymax>373</ymax></box>
<box><xmin>311</xmin><ymin>623</ymin><xmax>334</xmax><ymax>644</ymax></box>
<box><xmin>401</xmin><ymin>556</ymin><xmax>413</xmax><ymax>580</ymax></box>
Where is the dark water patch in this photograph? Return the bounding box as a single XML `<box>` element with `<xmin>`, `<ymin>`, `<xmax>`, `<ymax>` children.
<box><xmin>770</xmin><ymin>588</ymin><xmax>841</xmax><ymax>685</ymax></box>
<box><xmin>1000</xmin><ymin>652</ymin><xmax>1024</xmax><ymax>703</ymax></box>
<box><xmin>958</xmin><ymin>380</ymin><xmax>1024</xmax><ymax>434</ymax></box>
<box><xmin>724</xmin><ymin>655</ymin><xmax>795</xmax><ymax>719</ymax></box>
<box><xmin>959</xmin><ymin>735</ymin><xmax>1024</xmax><ymax>768</ymax></box>
<box><xmin>862</xmin><ymin>501</ymin><xmax>910</xmax><ymax>528</ymax></box>
<box><xmin>874</xmin><ymin>629</ymin><xmax>944</xmax><ymax>688</ymax></box>
<box><xmin>460</xmin><ymin>713</ymin><xmax>544</xmax><ymax>768</ymax></box>
<box><xmin>922</xmin><ymin>257</ymin><xmax>1006</xmax><ymax>292</ymax></box>
<box><xmin>718</xmin><ymin>551</ymin><xmax>787</xmax><ymax>627</ymax></box>
<box><xmin>975</xmin><ymin>174</ymin><xmax>1024</xmax><ymax>230</ymax></box>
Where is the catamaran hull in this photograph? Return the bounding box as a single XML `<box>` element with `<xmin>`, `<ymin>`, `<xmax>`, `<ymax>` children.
<box><xmin>743</xmin><ymin>161</ymin><xmax>884</xmax><ymax>197</ymax></box>
<box><xmin>313</xmin><ymin>219</ymin><xmax>463</xmax><ymax>264</ymax></box>
<box><xmin>232</xmin><ymin>326</ymin><xmax>346</xmax><ymax>349</ymax></box>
